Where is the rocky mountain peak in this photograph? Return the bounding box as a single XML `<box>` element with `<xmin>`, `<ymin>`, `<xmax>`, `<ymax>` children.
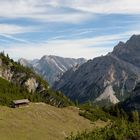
<box><xmin>113</xmin><ymin>35</ymin><xmax>140</xmax><ymax>54</ymax></box>
<box><xmin>40</xmin><ymin>55</ymin><xmax>51</xmax><ymax>61</ymax></box>
<box><xmin>127</xmin><ymin>34</ymin><xmax>140</xmax><ymax>43</ymax></box>
<box><xmin>18</xmin><ymin>58</ymin><xmax>29</xmax><ymax>67</ymax></box>
<box><xmin>125</xmin><ymin>34</ymin><xmax>140</xmax><ymax>50</ymax></box>
<box><xmin>112</xmin><ymin>41</ymin><xmax>125</xmax><ymax>55</ymax></box>
<box><xmin>19</xmin><ymin>55</ymin><xmax>86</xmax><ymax>86</ymax></box>
<box><xmin>54</xmin><ymin>35</ymin><xmax>140</xmax><ymax>105</ymax></box>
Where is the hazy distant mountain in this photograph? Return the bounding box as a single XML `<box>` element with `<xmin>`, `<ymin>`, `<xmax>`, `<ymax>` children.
<box><xmin>19</xmin><ymin>55</ymin><xmax>86</xmax><ymax>86</ymax></box>
<box><xmin>54</xmin><ymin>35</ymin><xmax>140</xmax><ymax>105</ymax></box>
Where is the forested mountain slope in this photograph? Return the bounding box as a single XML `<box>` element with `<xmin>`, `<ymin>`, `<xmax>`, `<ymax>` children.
<box><xmin>0</xmin><ymin>52</ymin><xmax>71</xmax><ymax>107</ymax></box>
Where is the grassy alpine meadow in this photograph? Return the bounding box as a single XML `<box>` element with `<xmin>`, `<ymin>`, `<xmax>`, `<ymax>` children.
<box><xmin>0</xmin><ymin>103</ymin><xmax>108</xmax><ymax>140</ymax></box>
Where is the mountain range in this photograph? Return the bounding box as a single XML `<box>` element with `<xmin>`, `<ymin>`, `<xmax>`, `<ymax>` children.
<box><xmin>19</xmin><ymin>55</ymin><xmax>86</xmax><ymax>86</ymax></box>
<box><xmin>54</xmin><ymin>35</ymin><xmax>140</xmax><ymax>105</ymax></box>
<box><xmin>16</xmin><ymin>35</ymin><xmax>140</xmax><ymax>109</ymax></box>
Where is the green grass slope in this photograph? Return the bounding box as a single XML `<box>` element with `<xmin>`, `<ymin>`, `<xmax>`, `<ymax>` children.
<box><xmin>0</xmin><ymin>103</ymin><xmax>108</xmax><ymax>140</ymax></box>
<box><xmin>0</xmin><ymin>77</ymin><xmax>43</xmax><ymax>106</ymax></box>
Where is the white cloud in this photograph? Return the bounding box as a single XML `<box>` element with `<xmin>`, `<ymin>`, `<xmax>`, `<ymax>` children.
<box><xmin>0</xmin><ymin>34</ymin><xmax>29</xmax><ymax>43</ymax></box>
<box><xmin>50</xmin><ymin>0</ymin><xmax>140</xmax><ymax>14</ymax></box>
<box><xmin>0</xmin><ymin>0</ymin><xmax>93</xmax><ymax>23</ymax></box>
<box><xmin>1</xmin><ymin>32</ymin><xmax>134</xmax><ymax>60</ymax></box>
<box><xmin>0</xmin><ymin>24</ymin><xmax>35</xmax><ymax>34</ymax></box>
<box><xmin>0</xmin><ymin>0</ymin><xmax>140</xmax><ymax>60</ymax></box>
<box><xmin>0</xmin><ymin>23</ymin><xmax>39</xmax><ymax>43</ymax></box>
<box><xmin>29</xmin><ymin>13</ymin><xmax>93</xmax><ymax>23</ymax></box>
<box><xmin>0</xmin><ymin>0</ymin><xmax>140</xmax><ymax>24</ymax></box>
<box><xmin>2</xmin><ymin>43</ymin><xmax>111</xmax><ymax>60</ymax></box>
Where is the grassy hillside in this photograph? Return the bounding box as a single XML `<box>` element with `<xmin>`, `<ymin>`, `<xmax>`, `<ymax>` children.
<box><xmin>0</xmin><ymin>52</ymin><xmax>72</xmax><ymax>107</ymax></box>
<box><xmin>0</xmin><ymin>77</ymin><xmax>43</xmax><ymax>106</ymax></box>
<box><xmin>0</xmin><ymin>103</ymin><xmax>108</xmax><ymax>140</ymax></box>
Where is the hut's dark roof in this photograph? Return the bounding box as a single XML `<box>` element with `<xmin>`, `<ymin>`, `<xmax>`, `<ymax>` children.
<box><xmin>13</xmin><ymin>99</ymin><xmax>30</xmax><ymax>104</ymax></box>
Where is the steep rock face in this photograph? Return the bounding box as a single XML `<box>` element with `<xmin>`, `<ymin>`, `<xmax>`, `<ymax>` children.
<box><xmin>25</xmin><ymin>78</ymin><xmax>38</xmax><ymax>93</ymax></box>
<box><xmin>54</xmin><ymin>35</ymin><xmax>140</xmax><ymax>104</ymax></box>
<box><xmin>0</xmin><ymin>65</ymin><xmax>40</xmax><ymax>93</ymax></box>
<box><xmin>112</xmin><ymin>35</ymin><xmax>140</xmax><ymax>67</ymax></box>
<box><xmin>0</xmin><ymin>54</ymin><xmax>71</xmax><ymax>107</ymax></box>
<box><xmin>19</xmin><ymin>55</ymin><xmax>86</xmax><ymax>86</ymax></box>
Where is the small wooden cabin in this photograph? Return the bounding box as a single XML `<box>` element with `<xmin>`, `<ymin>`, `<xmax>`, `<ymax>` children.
<box><xmin>12</xmin><ymin>99</ymin><xmax>30</xmax><ymax>108</ymax></box>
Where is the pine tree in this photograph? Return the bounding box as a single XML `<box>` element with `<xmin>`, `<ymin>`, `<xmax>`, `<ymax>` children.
<box><xmin>130</xmin><ymin>111</ymin><xmax>139</xmax><ymax>123</ymax></box>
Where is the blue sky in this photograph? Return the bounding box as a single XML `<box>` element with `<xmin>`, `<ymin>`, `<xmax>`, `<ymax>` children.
<box><xmin>0</xmin><ymin>0</ymin><xmax>140</xmax><ymax>60</ymax></box>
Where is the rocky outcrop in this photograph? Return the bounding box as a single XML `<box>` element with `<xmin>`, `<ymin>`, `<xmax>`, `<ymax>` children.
<box><xmin>0</xmin><ymin>64</ymin><xmax>39</xmax><ymax>93</ymax></box>
<box><xmin>25</xmin><ymin>78</ymin><xmax>38</xmax><ymax>93</ymax></box>
<box><xmin>54</xmin><ymin>35</ymin><xmax>140</xmax><ymax>105</ymax></box>
<box><xmin>0</xmin><ymin>68</ymin><xmax>13</xmax><ymax>81</ymax></box>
